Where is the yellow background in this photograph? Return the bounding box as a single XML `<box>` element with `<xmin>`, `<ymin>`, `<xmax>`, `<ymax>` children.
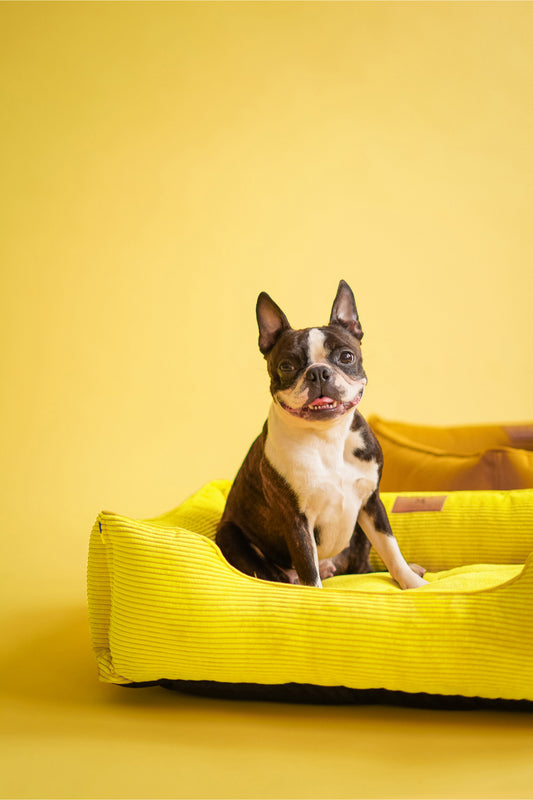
<box><xmin>1</xmin><ymin>2</ymin><xmax>532</xmax><ymax>798</ymax></box>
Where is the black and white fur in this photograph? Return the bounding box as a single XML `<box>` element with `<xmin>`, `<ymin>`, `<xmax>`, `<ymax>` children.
<box><xmin>216</xmin><ymin>280</ymin><xmax>427</xmax><ymax>590</ymax></box>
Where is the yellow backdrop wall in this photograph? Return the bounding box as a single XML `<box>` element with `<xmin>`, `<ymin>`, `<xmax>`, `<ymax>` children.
<box><xmin>1</xmin><ymin>3</ymin><xmax>533</xmax><ymax>799</ymax></box>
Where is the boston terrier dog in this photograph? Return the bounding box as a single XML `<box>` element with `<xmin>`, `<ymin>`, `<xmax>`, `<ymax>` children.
<box><xmin>216</xmin><ymin>280</ymin><xmax>427</xmax><ymax>590</ymax></box>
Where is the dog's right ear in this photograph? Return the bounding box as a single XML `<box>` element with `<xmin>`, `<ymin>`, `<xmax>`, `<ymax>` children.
<box><xmin>256</xmin><ymin>292</ymin><xmax>291</xmax><ymax>355</ymax></box>
<box><xmin>329</xmin><ymin>280</ymin><xmax>363</xmax><ymax>341</ymax></box>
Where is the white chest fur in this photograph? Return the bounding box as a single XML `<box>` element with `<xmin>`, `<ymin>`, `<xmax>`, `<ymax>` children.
<box><xmin>265</xmin><ymin>405</ymin><xmax>379</xmax><ymax>560</ymax></box>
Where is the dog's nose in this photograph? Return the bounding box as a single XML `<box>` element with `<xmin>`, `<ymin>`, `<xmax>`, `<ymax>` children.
<box><xmin>306</xmin><ymin>366</ymin><xmax>332</xmax><ymax>384</ymax></box>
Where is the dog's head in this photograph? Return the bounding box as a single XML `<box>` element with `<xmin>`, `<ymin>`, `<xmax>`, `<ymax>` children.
<box><xmin>256</xmin><ymin>280</ymin><xmax>367</xmax><ymax>422</ymax></box>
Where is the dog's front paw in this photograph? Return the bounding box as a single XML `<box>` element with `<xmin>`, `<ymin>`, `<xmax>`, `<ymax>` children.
<box><xmin>408</xmin><ymin>562</ymin><xmax>427</xmax><ymax>578</ymax></box>
<box><xmin>282</xmin><ymin>568</ymin><xmax>300</xmax><ymax>585</ymax></box>
<box><xmin>398</xmin><ymin>568</ymin><xmax>428</xmax><ymax>590</ymax></box>
<box><xmin>319</xmin><ymin>558</ymin><xmax>337</xmax><ymax>580</ymax></box>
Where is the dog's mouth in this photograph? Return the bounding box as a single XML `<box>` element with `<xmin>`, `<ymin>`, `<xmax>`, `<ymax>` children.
<box><xmin>279</xmin><ymin>387</ymin><xmax>364</xmax><ymax>419</ymax></box>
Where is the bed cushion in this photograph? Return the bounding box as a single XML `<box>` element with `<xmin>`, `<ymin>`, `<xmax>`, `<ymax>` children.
<box><xmin>368</xmin><ymin>416</ymin><xmax>533</xmax><ymax>491</ymax></box>
<box><xmin>88</xmin><ymin>483</ymin><xmax>533</xmax><ymax>702</ymax></box>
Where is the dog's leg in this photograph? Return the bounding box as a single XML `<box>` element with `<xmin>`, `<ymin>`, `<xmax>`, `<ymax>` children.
<box><xmin>259</xmin><ymin>455</ymin><xmax>322</xmax><ymax>587</ymax></box>
<box><xmin>284</xmin><ymin>513</ymin><xmax>322</xmax><ymax>588</ymax></box>
<box><xmin>216</xmin><ymin>522</ymin><xmax>292</xmax><ymax>583</ymax></box>
<box><xmin>328</xmin><ymin>523</ymin><xmax>371</xmax><ymax>577</ymax></box>
<box><xmin>217</xmin><ymin>519</ymin><xmax>321</xmax><ymax>587</ymax></box>
<box><xmin>357</xmin><ymin>492</ymin><xmax>428</xmax><ymax>590</ymax></box>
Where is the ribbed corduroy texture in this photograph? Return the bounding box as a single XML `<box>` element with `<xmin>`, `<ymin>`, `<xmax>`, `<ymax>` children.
<box><xmin>146</xmin><ymin>480</ymin><xmax>533</xmax><ymax>571</ymax></box>
<box><xmin>88</xmin><ymin>484</ymin><xmax>533</xmax><ymax>701</ymax></box>
<box><xmin>375</xmin><ymin>489</ymin><xmax>533</xmax><ymax>571</ymax></box>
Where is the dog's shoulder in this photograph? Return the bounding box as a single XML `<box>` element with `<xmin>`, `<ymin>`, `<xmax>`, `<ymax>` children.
<box><xmin>219</xmin><ymin>421</ymin><xmax>299</xmax><ymax>524</ymax></box>
<box><xmin>348</xmin><ymin>411</ymin><xmax>384</xmax><ymax>471</ymax></box>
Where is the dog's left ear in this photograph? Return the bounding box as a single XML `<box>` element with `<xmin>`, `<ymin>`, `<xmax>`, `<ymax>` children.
<box><xmin>329</xmin><ymin>280</ymin><xmax>363</xmax><ymax>341</ymax></box>
<box><xmin>256</xmin><ymin>292</ymin><xmax>292</xmax><ymax>355</ymax></box>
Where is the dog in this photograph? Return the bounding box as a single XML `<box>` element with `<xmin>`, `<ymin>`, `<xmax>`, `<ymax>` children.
<box><xmin>216</xmin><ymin>280</ymin><xmax>427</xmax><ymax>590</ymax></box>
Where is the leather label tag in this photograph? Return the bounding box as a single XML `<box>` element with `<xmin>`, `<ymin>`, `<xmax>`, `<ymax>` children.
<box><xmin>504</xmin><ymin>425</ymin><xmax>533</xmax><ymax>448</ymax></box>
<box><xmin>391</xmin><ymin>496</ymin><xmax>447</xmax><ymax>513</ymax></box>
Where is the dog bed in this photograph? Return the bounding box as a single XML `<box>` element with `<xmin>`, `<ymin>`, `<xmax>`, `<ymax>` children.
<box><xmin>369</xmin><ymin>416</ymin><xmax>533</xmax><ymax>491</ymax></box>
<box><xmin>88</xmin><ymin>482</ymin><xmax>533</xmax><ymax>705</ymax></box>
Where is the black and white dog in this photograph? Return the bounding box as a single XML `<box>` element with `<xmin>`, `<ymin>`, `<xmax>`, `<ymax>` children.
<box><xmin>217</xmin><ymin>281</ymin><xmax>427</xmax><ymax>590</ymax></box>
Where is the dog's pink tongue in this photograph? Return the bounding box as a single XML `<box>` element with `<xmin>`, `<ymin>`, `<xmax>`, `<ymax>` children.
<box><xmin>309</xmin><ymin>397</ymin><xmax>335</xmax><ymax>406</ymax></box>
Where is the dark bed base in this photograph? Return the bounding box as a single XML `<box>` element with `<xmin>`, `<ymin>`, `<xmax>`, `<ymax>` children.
<box><xmin>122</xmin><ymin>679</ymin><xmax>533</xmax><ymax>712</ymax></box>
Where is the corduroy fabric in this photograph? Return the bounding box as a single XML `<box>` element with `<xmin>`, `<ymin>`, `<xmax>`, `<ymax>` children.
<box><xmin>147</xmin><ymin>481</ymin><xmax>533</xmax><ymax>572</ymax></box>
<box><xmin>88</xmin><ymin>484</ymin><xmax>533</xmax><ymax>701</ymax></box>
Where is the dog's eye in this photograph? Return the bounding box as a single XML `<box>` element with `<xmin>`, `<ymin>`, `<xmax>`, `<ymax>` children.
<box><xmin>339</xmin><ymin>351</ymin><xmax>355</xmax><ymax>364</ymax></box>
<box><xmin>278</xmin><ymin>360</ymin><xmax>296</xmax><ymax>373</ymax></box>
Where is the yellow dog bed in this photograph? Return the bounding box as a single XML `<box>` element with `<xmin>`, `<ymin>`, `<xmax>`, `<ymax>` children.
<box><xmin>369</xmin><ymin>416</ymin><xmax>533</xmax><ymax>491</ymax></box>
<box><xmin>88</xmin><ymin>482</ymin><xmax>533</xmax><ymax>704</ymax></box>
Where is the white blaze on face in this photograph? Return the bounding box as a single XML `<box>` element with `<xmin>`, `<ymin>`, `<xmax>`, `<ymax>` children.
<box><xmin>306</xmin><ymin>328</ymin><xmax>361</xmax><ymax>403</ymax></box>
<box><xmin>307</xmin><ymin>328</ymin><xmax>328</xmax><ymax>364</ymax></box>
<box><xmin>276</xmin><ymin>329</ymin><xmax>326</xmax><ymax>411</ymax></box>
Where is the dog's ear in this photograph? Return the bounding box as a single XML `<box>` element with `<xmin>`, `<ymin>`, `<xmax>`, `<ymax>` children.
<box><xmin>256</xmin><ymin>292</ymin><xmax>291</xmax><ymax>355</ymax></box>
<box><xmin>329</xmin><ymin>280</ymin><xmax>363</xmax><ymax>341</ymax></box>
